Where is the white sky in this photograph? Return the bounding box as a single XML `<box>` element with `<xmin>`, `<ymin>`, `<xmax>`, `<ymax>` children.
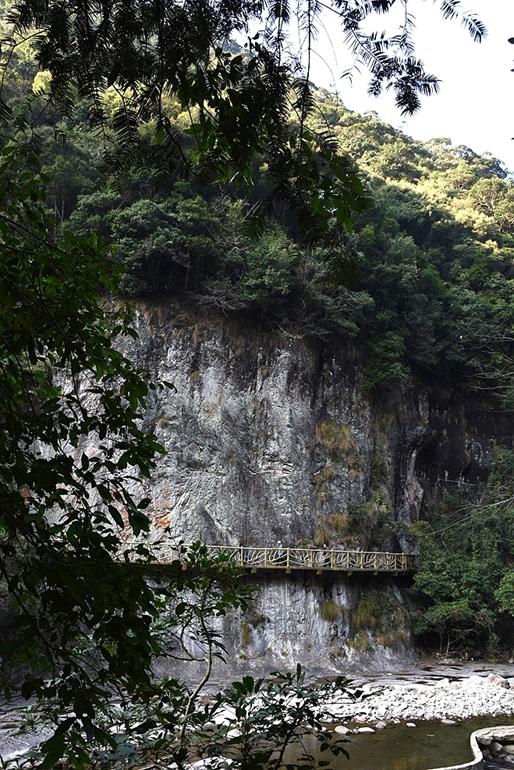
<box><xmin>306</xmin><ymin>0</ymin><xmax>514</xmax><ymax>170</ymax></box>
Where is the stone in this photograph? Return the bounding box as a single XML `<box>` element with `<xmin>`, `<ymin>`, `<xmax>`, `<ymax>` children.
<box><xmin>226</xmin><ymin>728</ymin><xmax>242</xmax><ymax>739</ymax></box>
<box><xmin>1</xmin><ymin>750</ymin><xmax>31</xmax><ymax>764</ymax></box>
<box><xmin>485</xmin><ymin>674</ymin><xmax>510</xmax><ymax>689</ymax></box>
<box><xmin>334</xmin><ymin>725</ymin><xmax>352</xmax><ymax>736</ymax></box>
<box><xmin>357</xmin><ymin>727</ymin><xmax>376</xmax><ymax>734</ymax></box>
<box><xmin>462</xmin><ymin>675</ymin><xmax>483</xmax><ymax>688</ymax></box>
<box><xmin>491</xmin><ymin>741</ymin><xmax>503</xmax><ymax>753</ymax></box>
<box><xmin>213</xmin><ymin>708</ymin><xmax>236</xmax><ymax>726</ymax></box>
<box><xmin>375</xmin><ymin>722</ymin><xmax>387</xmax><ymax>730</ymax></box>
<box><xmin>440</xmin><ymin>719</ymin><xmax>457</xmax><ymax>725</ymax></box>
<box><xmin>504</xmin><ymin>745</ymin><xmax>514</xmax><ymax>755</ymax></box>
<box><xmin>406</xmin><ymin>722</ymin><xmax>416</xmax><ymax>728</ymax></box>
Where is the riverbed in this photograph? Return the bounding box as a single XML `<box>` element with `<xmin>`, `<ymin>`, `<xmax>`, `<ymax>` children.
<box><xmin>4</xmin><ymin>664</ymin><xmax>514</xmax><ymax>767</ymax></box>
<box><xmin>324</xmin><ymin>668</ymin><xmax>514</xmax><ymax>723</ymax></box>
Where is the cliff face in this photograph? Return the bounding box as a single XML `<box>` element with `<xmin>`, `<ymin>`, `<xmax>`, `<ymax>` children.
<box><xmin>115</xmin><ymin>301</ymin><xmax>511</xmax><ymax>671</ymax></box>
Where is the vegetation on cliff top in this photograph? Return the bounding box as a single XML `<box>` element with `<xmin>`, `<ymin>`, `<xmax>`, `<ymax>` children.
<box><xmin>17</xmin><ymin>83</ymin><xmax>514</xmax><ymax>394</ymax></box>
<box><xmin>1</xmin><ymin>1</ymin><xmax>512</xmax><ymax>397</ymax></box>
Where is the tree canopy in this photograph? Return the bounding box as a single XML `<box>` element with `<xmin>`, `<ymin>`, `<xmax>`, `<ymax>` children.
<box><xmin>52</xmin><ymin>92</ymin><xmax>514</xmax><ymax>397</ymax></box>
<box><xmin>2</xmin><ymin>0</ymin><xmax>485</xmax><ymax>232</ymax></box>
<box><xmin>412</xmin><ymin>449</ymin><xmax>514</xmax><ymax>657</ymax></box>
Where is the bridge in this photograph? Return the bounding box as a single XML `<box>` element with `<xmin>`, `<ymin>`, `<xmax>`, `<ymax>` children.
<box><xmin>144</xmin><ymin>544</ymin><xmax>415</xmax><ymax>575</ymax></box>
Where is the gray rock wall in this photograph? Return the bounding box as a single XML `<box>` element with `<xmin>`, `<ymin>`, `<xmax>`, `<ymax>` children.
<box><xmin>113</xmin><ymin>301</ymin><xmax>510</xmax><ymax>671</ymax></box>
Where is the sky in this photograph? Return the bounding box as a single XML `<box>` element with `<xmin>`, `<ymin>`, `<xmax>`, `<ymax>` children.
<box><xmin>306</xmin><ymin>1</ymin><xmax>514</xmax><ymax>171</ymax></box>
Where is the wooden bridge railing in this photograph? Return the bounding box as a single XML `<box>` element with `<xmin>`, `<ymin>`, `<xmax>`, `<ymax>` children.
<box><xmin>143</xmin><ymin>544</ymin><xmax>415</xmax><ymax>574</ymax></box>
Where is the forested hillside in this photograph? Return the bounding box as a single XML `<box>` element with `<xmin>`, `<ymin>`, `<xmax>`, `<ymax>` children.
<box><xmin>9</xmin><ymin>28</ymin><xmax>514</xmax><ymax>398</ymax></box>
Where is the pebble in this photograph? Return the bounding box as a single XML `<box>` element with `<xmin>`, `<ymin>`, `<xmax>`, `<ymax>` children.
<box><xmin>334</xmin><ymin>725</ymin><xmax>352</xmax><ymax>735</ymax></box>
<box><xmin>357</xmin><ymin>727</ymin><xmax>375</xmax><ymax>734</ymax></box>
<box><xmin>406</xmin><ymin>722</ymin><xmax>417</xmax><ymax>728</ymax></box>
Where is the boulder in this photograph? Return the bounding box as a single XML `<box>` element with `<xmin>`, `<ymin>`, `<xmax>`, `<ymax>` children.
<box><xmin>462</xmin><ymin>675</ymin><xmax>483</xmax><ymax>688</ymax></box>
<box><xmin>334</xmin><ymin>725</ymin><xmax>352</xmax><ymax>736</ymax></box>
<box><xmin>491</xmin><ymin>741</ymin><xmax>503</xmax><ymax>753</ymax></box>
<box><xmin>485</xmin><ymin>674</ymin><xmax>510</xmax><ymax>689</ymax></box>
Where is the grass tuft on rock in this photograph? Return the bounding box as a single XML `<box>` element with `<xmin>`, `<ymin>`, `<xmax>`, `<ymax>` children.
<box><xmin>315</xmin><ymin>421</ymin><xmax>359</xmax><ymax>469</ymax></box>
<box><xmin>320</xmin><ymin>599</ymin><xmax>343</xmax><ymax>622</ymax></box>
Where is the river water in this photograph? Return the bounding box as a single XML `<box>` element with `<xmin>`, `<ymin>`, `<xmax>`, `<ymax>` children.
<box><xmin>290</xmin><ymin>717</ymin><xmax>514</xmax><ymax>770</ymax></box>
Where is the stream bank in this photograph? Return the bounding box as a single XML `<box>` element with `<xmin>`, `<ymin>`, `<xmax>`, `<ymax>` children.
<box><xmin>3</xmin><ymin>665</ymin><xmax>514</xmax><ymax>766</ymax></box>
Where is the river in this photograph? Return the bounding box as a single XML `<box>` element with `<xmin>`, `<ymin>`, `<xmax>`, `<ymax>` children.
<box><xmin>287</xmin><ymin>717</ymin><xmax>514</xmax><ymax>770</ymax></box>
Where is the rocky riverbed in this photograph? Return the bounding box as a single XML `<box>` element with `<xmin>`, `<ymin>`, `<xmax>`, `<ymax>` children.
<box><xmin>3</xmin><ymin>668</ymin><xmax>514</xmax><ymax>765</ymax></box>
<box><xmin>324</xmin><ymin>673</ymin><xmax>514</xmax><ymax>728</ymax></box>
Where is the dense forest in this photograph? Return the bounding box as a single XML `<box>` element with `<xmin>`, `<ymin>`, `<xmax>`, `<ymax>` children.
<box><xmin>10</xmin><ymin>55</ymin><xmax>514</xmax><ymax>396</ymax></box>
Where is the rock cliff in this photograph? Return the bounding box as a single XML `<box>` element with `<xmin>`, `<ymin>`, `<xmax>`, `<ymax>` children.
<box><xmin>114</xmin><ymin>301</ymin><xmax>511</xmax><ymax>671</ymax></box>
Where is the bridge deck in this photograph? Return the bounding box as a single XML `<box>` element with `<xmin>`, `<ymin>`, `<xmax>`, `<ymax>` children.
<box><xmin>150</xmin><ymin>545</ymin><xmax>415</xmax><ymax>574</ymax></box>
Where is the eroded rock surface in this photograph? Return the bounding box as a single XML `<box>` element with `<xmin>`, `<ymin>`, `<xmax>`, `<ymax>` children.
<box><xmin>104</xmin><ymin>302</ymin><xmax>511</xmax><ymax>669</ymax></box>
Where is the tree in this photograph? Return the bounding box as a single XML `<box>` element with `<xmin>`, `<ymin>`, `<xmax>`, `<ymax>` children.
<box><xmin>412</xmin><ymin>450</ymin><xmax>514</xmax><ymax>657</ymax></box>
<box><xmin>1</xmin><ymin>0</ymin><xmax>485</xmax><ymax>234</ymax></box>
<box><xmin>0</xmin><ymin>133</ymin><xmax>242</xmax><ymax>763</ymax></box>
